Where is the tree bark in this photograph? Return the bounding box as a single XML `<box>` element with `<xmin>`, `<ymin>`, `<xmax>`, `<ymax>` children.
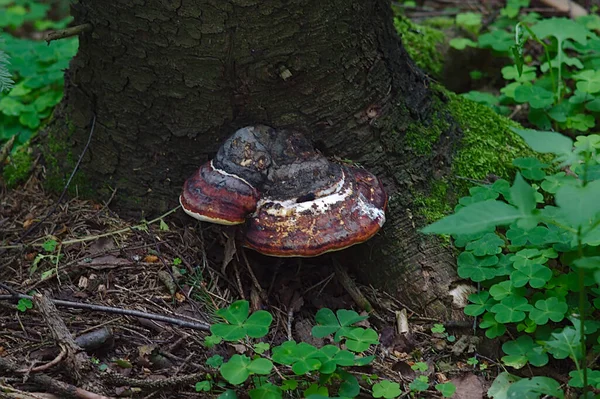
<box><xmin>45</xmin><ymin>0</ymin><xmax>466</xmax><ymax>319</ymax></box>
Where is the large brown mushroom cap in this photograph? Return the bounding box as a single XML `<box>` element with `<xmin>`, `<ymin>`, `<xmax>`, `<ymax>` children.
<box><xmin>180</xmin><ymin>161</ymin><xmax>260</xmax><ymax>225</ymax></box>
<box><xmin>243</xmin><ymin>165</ymin><xmax>387</xmax><ymax>257</ymax></box>
<box><xmin>180</xmin><ymin>125</ymin><xmax>388</xmax><ymax>256</ymax></box>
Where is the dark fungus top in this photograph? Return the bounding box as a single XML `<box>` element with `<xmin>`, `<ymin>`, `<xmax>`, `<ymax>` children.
<box><xmin>180</xmin><ymin>125</ymin><xmax>388</xmax><ymax>257</ymax></box>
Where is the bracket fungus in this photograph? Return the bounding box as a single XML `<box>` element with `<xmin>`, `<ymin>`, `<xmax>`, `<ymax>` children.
<box><xmin>180</xmin><ymin>125</ymin><xmax>388</xmax><ymax>257</ymax></box>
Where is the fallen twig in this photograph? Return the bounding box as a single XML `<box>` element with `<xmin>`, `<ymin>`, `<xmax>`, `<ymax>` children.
<box><xmin>45</xmin><ymin>23</ymin><xmax>93</xmax><ymax>43</ymax></box>
<box><xmin>0</xmin><ymin>357</ymin><xmax>113</xmax><ymax>399</ymax></box>
<box><xmin>0</xmin><ymin>293</ymin><xmax>210</xmax><ymax>331</ymax></box>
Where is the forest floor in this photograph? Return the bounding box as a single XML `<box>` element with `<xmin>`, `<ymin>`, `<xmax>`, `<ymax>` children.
<box><xmin>0</xmin><ymin>170</ymin><xmax>495</xmax><ymax>398</ymax></box>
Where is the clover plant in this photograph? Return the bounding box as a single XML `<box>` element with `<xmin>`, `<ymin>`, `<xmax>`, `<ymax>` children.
<box><xmin>452</xmin><ymin>1</ymin><xmax>600</xmax><ymax>135</ymax></box>
<box><xmin>0</xmin><ymin>1</ymin><xmax>77</xmax><ymax>146</ymax></box>
<box><xmin>423</xmin><ymin>128</ymin><xmax>600</xmax><ymax>397</ymax></box>
<box><xmin>197</xmin><ymin>300</ymin><xmax>455</xmax><ymax>398</ymax></box>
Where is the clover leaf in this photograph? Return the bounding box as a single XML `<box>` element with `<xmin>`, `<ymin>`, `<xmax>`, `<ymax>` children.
<box><xmin>219</xmin><ymin>355</ymin><xmax>273</xmax><ymax>385</ymax></box>
<box><xmin>249</xmin><ymin>382</ymin><xmax>281</xmax><ymax>399</ymax></box>
<box><xmin>340</xmin><ymin>327</ymin><xmax>379</xmax><ymax>352</ymax></box>
<box><xmin>489</xmin><ymin>280</ymin><xmax>527</xmax><ymax>301</ymax></box>
<box><xmin>512</xmin><ymin>158</ymin><xmax>548</xmax><ymax>181</ymax></box>
<box><xmin>529</xmin><ymin>297</ymin><xmax>568</xmax><ymax>325</ymax></box>
<box><xmin>502</xmin><ymin>335</ymin><xmax>548</xmax><ymax>368</ymax></box>
<box><xmin>573</xmin><ymin>69</ymin><xmax>600</xmax><ymax>94</ymax></box>
<box><xmin>479</xmin><ymin>312</ymin><xmax>506</xmax><ymax>339</ymax></box>
<box><xmin>211</xmin><ymin>300</ymin><xmax>273</xmax><ymax>340</ymax></box>
<box><xmin>373</xmin><ymin>380</ymin><xmax>401</xmax><ymax>398</ymax></box>
<box><xmin>514</xmin><ymin>85</ymin><xmax>554</xmax><ymax>109</ymax></box>
<box><xmin>510</xmin><ymin>263</ymin><xmax>552</xmax><ymax>288</ymax></box>
<box><xmin>491</xmin><ymin>296</ymin><xmax>532</xmax><ymax>323</ymax></box>
<box><xmin>457</xmin><ymin>252</ymin><xmax>499</xmax><ymax>282</ymax></box>
<box><xmin>464</xmin><ymin>292</ymin><xmax>496</xmax><ymax>317</ymax></box>
<box><xmin>311</xmin><ymin>308</ymin><xmax>368</xmax><ymax>341</ymax></box>
<box><xmin>465</xmin><ymin>233</ymin><xmax>505</xmax><ymax>256</ymax></box>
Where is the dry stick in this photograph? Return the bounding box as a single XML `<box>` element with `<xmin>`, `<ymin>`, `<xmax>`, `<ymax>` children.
<box><xmin>45</xmin><ymin>23</ymin><xmax>93</xmax><ymax>43</ymax></box>
<box><xmin>332</xmin><ymin>258</ymin><xmax>373</xmax><ymax>312</ymax></box>
<box><xmin>0</xmin><ymin>293</ymin><xmax>210</xmax><ymax>331</ymax></box>
<box><xmin>32</xmin><ymin>294</ymin><xmax>89</xmax><ymax>381</ymax></box>
<box><xmin>0</xmin><ymin>135</ymin><xmax>15</xmax><ymax>166</ymax></box>
<box><xmin>17</xmin><ymin>115</ymin><xmax>97</xmax><ymax>244</ymax></box>
<box><xmin>0</xmin><ymin>358</ymin><xmax>112</xmax><ymax>399</ymax></box>
<box><xmin>17</xmin><ymin>348</ymin><xmax>67</xmax><ymax>373</ymax></box>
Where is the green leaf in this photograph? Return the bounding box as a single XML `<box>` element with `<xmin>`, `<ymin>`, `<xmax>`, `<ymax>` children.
<box><xmin>511</xmin><ymin>128</ymin><xmax>573</xmax><ymax>155</ymax></box>
<box><xmin>16</xmin><ymin>298</ymin><xmax>33</xmax><ymax>312</ymax></box>
<box><xmin>250</xmin><ymin>384</ymin><xmax>282</xmax><ymax>399</ymax></box>
<box><xmin>510</xmin><ymin>263</ymin><xmax>552</xmax><ymax>288</ymax></box>
<box><xmin>210</xmin><ymin>322</ymin><xmax>246</xmax><ymax>341</ymax></box>
<box><xmin>249</xmin><ymin>382</ymin><xmax>282</xmax><ymax>399</ymax></box>
<box><xmin>490</xmin><ymin>296</ymin><xmax>532</xmax><ymax>323</ymax></box>
<box><xmin>204</xmin><ymin>334</ymin><xmax>222</xmax><ymax>348</ymax></box>
<box><xmin>478</xmin><ymin>30</ymin><xmax>514</xmax><ymax>52</ymax></box>
<box><xmin>341</xmin><ymin>327</ymin><xmax>379</xmax><ymax>352</ymax></box>
<box><xmin>409</xmin><ymin>375</ymin><xmax>429</xmax><ymax>392</ymax></box>
<box><xmin>479</xmin><ymin>312</ymin><xmax>507</xmax><ymax>338</ymax></box>
<box><xmin>373</xmin><ymin>380</ymin><xmax>402</xmax><ymax>398</ymax></box>
<box><xmin>506</xmin><ymin>376</ymin><xmax>564</xmax><ymax>399</ymax></box>
<box><xmin>280</xmin><ymin>379</ymin><xmax>298</xmax><ymax>391</ymax></box>
<box><xmin>568</xmin><ymin>369</ymin><xmax>600</xmax><ymax>388</ymax></box>
<box><xmin>247</xmin><ymin>358</ymin><xmax>273</xmax><ymax>375</ymax></box>
<box><xmin>512</xmin><ymin>158</ymin><xmax>547</xmax><ymax>181</ymax></box>
<box><xmin>312</xmin><ymin>308</ymin><xmax>339</xmax><ymax>338</ymax></box>
<box><xmin>555</xmin><ymin>180</ymin><xmax>600</xmax><ymax>229</ymax></box>
<box><xmin>422</xmin><ymin>200</ymin><xmax>521</xmax><ymax>235</ymax></box>
<box><xmin>465</xmin><ymin>233</ymin><xmax>504</xmax><ymax>256</ymax></box>
<box><xmin>42</xmin><ymin>240</ymin><xmax>58</xmax><ymax>252</ymax></box>
<box><xmin>244</xmin><ymin>310</ymin><xmax>273</xmax><ymax>338</ymax></box>
<box><xmin>217</xmin><ymin>389</ymin><xmax>238</xmax><ymax>399</ymax></box>
<box><xmin>489</xmin><ymin>281</ymin><xmax>526</xmax><ymax>301</ymax></box>
<box><xmin>449</xmin><ymin>37</ymin><xmax>477</xmax><ymax>50</ymax></box>
<box><xmin>195</xmin><ymin>381</ymin><xmax>211</xmax><ymax>392</ymax></box>
<box><xmin>217</xmin><ymin>300</ymin><xmax>249</xmax><ymax>325</ymax></box>
<box><xmin>573</xmin><ymin>69</ymin><xmax>600</xmax><ymax>94</ymax></box>
<box><xmin>220</xmin><ymin>354</ymin><xmax>251</xmax><ymax>385</ymax></box>
<box><xmin>336</xmin><ymin>309</ymin><xmax>368</xmax><ymax>327</ymax></box>
<box><xmin>531</xmin><ymin>17</ymin><xmax>591</xmax><ymax>45</ymax></box>
<box><xmin>529</xmin><ymin>297</ymin><xmax>568</xmax><ymax>325</ymax></box>
<box><xmin>206</xmin><ymin>355</ymin><xmax>223</xmax><ymax>368</ymax></box>
<box><xmin>544</xmin><ymin>325</ymin><xmax>581</xmax><ymax>361</ymax></box>
<box><xmin>465</xmin><ymin>292</ymin><xmax>495</xmax><ymax>317</ymax></box>
<box><xmin>502</xmin><ymin>335</ymin><xmax>548</xmax><ymax>368</ymax></box>
<box><xmin>488</xmin><ymin>372</ymin><xmax>521</xmax><ymax>399</ymax></box>
<box><xmin>435</xmin><ymin>382</ymin><xmax>457</xmax><ymax>398</ymax></box>
<box><xmin>514</xmin><ymin>85</ymin><xmax>554</xmax><ymax>108</ymax></box>
<box><xmin>338</xmin><ymin>370</ymin><xmax>360</xmax><ymax>397</ymax></box>
<box><xmin>254</xmin><ymin>342</ymin><xmax>270</xmax><ymax>354</ymax></box>
<box><xmin>457</xmin><ymin>252</ymin><xmax>500</xmax><ymax>282</ymax></box>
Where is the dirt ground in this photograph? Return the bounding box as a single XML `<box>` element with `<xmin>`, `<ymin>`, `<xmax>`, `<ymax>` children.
<box><xmin>0</xmin><ymin>167</ymin><xmax>497</xmax><ymax>398</ymax></box>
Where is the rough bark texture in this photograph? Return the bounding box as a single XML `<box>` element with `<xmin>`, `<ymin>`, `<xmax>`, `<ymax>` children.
<box><xmin>46</xmin><ymin>0</ymin><xmax>466</xmax><ymax>319</ymax></box>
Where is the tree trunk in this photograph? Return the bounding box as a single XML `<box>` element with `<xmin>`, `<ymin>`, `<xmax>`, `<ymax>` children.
<box><xmin>45</xmin><ymin>0</ymin><xmax>466</xmax><ymax>319</ymax></box>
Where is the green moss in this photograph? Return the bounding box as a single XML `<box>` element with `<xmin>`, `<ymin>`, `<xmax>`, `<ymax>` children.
<box><xmin>447</xmin><ymin>91</ymin><xmax>531</xmax><ymax>185</ymax></box>
<box><xmin>421</xmin><ymin>16</ymin><xmax>455</xmax><ymax>30</ymax></box>
<box><xmin>412</xmin><ymin>179</ymin><xmax>452</xmax><ymax>223</ymax></box>
<box><xmin>410</xmin><ymin>87</ymin><xmax>531</xmax><ymax>223</ymax></box>
<box><xmin>393</xmin><ymin>16</ymin><xmax>445</xmax><ymax>76</ymax></box>
<box><xmin>3</xmin><ymin>146</ymin><xmax>33</xmax><ymax>187</ymax></box>
<box><xmin>43</xmin><ymin>114</ymin><xmax>94</xmax><ymax>197</ymax></box>
<box><xmin>404</xmin><ymin>96</ymin><xmax>450</xmax><ymax>155</ymax></box>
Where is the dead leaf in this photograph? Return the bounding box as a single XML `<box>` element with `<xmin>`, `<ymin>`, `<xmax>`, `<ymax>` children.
<box><xmin>174</xmin><ymin>292</ymin><xmax>185</xmax><ymax>303</ymax></box>
<box><xmin>144</xmin><ymin>254</ymin><xmax>159</xmax><ymax>263</ymax></box>
<box><xmin>450</xmin><ymin>373</ymin><xmax>484</xmax><ymax>399</ymax></box>
<box><xmin>221</xmin><ymin>233</ymin><xmax>237</xmax><ymax>274</ymax></box>
<box><xmin>23</xmin><ymin>218</ymin><xmax>35</xmax><ymax>229</ymax></box>
<box><xmin>232</xmin><ymin>344</ymin><xmax>246</xmax><ymax>354</ymax></box>
<box><xmin>79</xmin><ymin>255</ymin><xmax>132</xmax><ymax>268</ymax></box>
<box><xmin>24</xmin><ymin>252</ymin><xmax>38</xmax><ymax>261</ymax></box>
<box><xmin>88</xmin><ymin>237</ymin><xmax>116</xmax><ymax>253</ymax></box>
<box><xmin>158</xmin><ymin>269</ymin><xmax>176</xmax><ymax>295</ymax></box>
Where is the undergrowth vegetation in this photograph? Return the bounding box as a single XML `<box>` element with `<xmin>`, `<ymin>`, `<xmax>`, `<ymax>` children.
<box><xmin>448</xmin><ymin>0</ymin><xmax>600</xmax><ymax>135</ymax></box>
<box><xmin>3</xmin><ymin>0</ymin><xmax>600</xmax><ymax>398</ymax></box>
<box><xmin>0</xmin><ymin>0</ymin><xmax>76</xmax><ymax>185</ymax></box>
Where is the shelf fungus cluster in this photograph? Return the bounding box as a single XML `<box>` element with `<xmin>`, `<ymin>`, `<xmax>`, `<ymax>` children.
<box><xmin>180</xmin><ymin>125</ymin><xmax>388</xmax><ymax>257</ymax></box>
